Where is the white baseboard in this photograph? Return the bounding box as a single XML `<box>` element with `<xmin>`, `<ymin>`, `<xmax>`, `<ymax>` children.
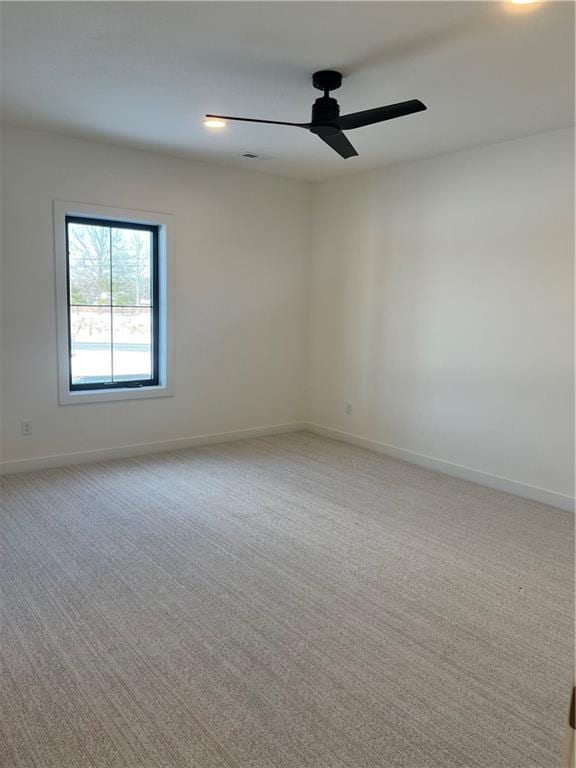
<box><xmin>3</xmin><ymin>420</ymin><xmax>573</xmax><ymax>513</ymax></box>
<box><xmin>0</xmin><ymin>422</ymin><xmax>306</xmax><ymax>475</ymax></box>
<box><xmin>305</xmin><ymin>422</ymin><xmax>575</xmax><ymax>513</ymax></box>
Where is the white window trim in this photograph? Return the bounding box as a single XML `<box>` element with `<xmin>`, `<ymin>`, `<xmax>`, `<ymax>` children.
<box><xmin>53</xmin><ymin>200</ymin><xmax>174</xmax><ymax>405</ymax></box>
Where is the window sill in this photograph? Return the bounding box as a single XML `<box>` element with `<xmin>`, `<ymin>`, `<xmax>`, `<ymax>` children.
<box><xmin>59</xmin><ymin>384</ymin><xmax>173</xmax><ymax>406</ymax></box>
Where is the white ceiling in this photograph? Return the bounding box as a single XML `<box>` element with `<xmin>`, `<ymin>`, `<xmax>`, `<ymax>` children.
<box><xmin>1</xmin><ymin>1</ymin><xmax>573</xmax><ymax>180</ymax></box>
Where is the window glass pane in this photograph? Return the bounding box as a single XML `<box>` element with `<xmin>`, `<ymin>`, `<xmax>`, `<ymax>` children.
<box><xmin>112</xmin><ymin>307</ymin><xmax>153</xmax><ymax>382</ymax></box>
<box><xmin>68</xmin><ymin>223</ymin><xmax>111</xmax><ymax>305</ymax></box>
<box><xmin>111</xmin><ymin>228</ymin><xmax>152</xmax><ymax>307</ymax></box>
<box><xmin>70</xmin><ymin>306</ymin><xmax>112</xmax><ymax>384</ymax></box>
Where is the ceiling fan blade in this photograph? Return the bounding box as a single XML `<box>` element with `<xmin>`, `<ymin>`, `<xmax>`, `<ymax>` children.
<box><xmin>316</xmin><ymin>129</ymin><xmax>358</xmax><ymax>159</ymax></box>
<box><xmin>337</xmin><ymin>100</ymin><xmax>426</xmax><ymax>131</ymax></box>
<box><xmin>205</xmin><ymin>114</ymin><xmax>309</xmax><ymax>128</ymax></box>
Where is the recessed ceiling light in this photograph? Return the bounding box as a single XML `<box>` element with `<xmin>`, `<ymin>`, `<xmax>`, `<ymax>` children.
<box><xmin>203</xmin><ymin>118</ymin><xmax>227</xmax><ymax>129</ymax></box>
<box><xmin>509</xmin><ymin>0</ymin><xmax>539</xmax><ymax>4</ymax></box>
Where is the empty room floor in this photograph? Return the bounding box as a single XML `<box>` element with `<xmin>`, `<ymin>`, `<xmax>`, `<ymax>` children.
<box><xmin>1</xmin><ymin>432</ymin><xmax>573</xmax><ymax>768</ymax></box>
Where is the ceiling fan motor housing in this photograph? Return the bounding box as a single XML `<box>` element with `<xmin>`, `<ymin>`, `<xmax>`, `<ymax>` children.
<box><xmin>310</xmin><ymin>97</ymin><xmax>340</xmax><ymax>135</ymax></box>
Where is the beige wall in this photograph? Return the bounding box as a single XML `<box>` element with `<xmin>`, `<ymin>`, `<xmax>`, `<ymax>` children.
<box><xmin>307</xmin><ymin>128</ymin><xmax>574</xmax><ymax>505</ymax></box>
<box><xmin>0</xmin><ymin>126</ymin><xmax>311</xmax><ymax>467</ymax></box>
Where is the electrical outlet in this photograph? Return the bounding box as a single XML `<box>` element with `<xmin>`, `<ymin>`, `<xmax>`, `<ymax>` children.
<box><xmin>345</xmin><ymin>403</ymin><xmax>352</xmax><ymax>416</ymax></box>
<box><xmin>20</xmin><ymin>420</ymin><xmax>32</xmax><ymax>436</ymax></box>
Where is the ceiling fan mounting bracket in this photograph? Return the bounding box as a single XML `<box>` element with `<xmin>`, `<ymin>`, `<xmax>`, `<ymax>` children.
<box><xmin>312</xmin><ymin>70</ymin><xmax>342</xmax><ymax>94</ymax></box>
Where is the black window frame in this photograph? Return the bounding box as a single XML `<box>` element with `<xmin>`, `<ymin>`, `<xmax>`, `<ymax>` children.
<box><xmin>65</xmin><ymin>215</ymin><xmax>160</xmax><ymax>392</ymax></box>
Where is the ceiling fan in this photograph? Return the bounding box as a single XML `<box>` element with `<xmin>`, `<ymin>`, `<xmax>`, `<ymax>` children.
<box><xmin>205</xmin><ymin>70</ymin><xmax>427</xmax><ymax>159</ymax></box>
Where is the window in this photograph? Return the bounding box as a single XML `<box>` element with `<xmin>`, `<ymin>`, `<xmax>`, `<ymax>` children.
<box><xmin>66</xmin><ymin>216</ymin><xmax>159</xmax><ymax>390</ymax></box>
<box><xmin>54</xmin><ymin>203</ymin><xmax>172</xmax><ymax>404</ymax></box>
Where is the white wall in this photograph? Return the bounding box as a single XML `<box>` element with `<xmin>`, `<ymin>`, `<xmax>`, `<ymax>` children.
<box><xmin>0</xmin><ymin>126</ymin><xmax>311</xmax><ymax>468</ymax></box>
<box><xmin>1</xmin><ymin>125</ymin><xmax>573</xmax><ymax>510</ymax></box>
<box><xmin>308</xmin><ymin>129</ymin><xmax>574</xmax><ymax>506</ymax></box>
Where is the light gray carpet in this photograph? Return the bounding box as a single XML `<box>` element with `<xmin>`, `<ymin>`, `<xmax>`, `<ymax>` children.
<box><xmin>0</xmin><ymin>431</ymin><xmax>573</xmax><ymax>768</ymax></box>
